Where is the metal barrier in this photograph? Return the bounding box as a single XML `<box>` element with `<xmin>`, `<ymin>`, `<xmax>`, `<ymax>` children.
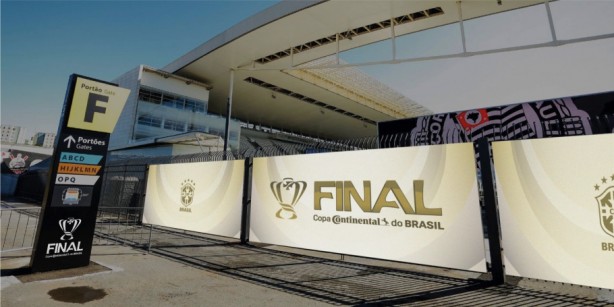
<box><xmin>96</xmin><ymin>114</ymin><xmax>614</xmax><ymax>210</ymax></box>
<box><xmin>0</xmin><ymin>204</ymin><xmax>148</xmax><ymax>254</ymax></box>
<box><xmin>23</xmin><ymin>114</ymin><xmax>612</xmax><ymax>210</ymax></box>
<box><xmin>99</xmin><ymin>164</ymin><xmax>148</xmax><ymax>208</ymax></box>
<box><xmin>94</xmin><ymin>207</ymin><xmax>149</xmax><ymax>247</ymax></box>
<box><xmin>1</xmin><ymin>201</ymin><xmax>610</xmax><ymax>305</ymax></box>
<box><xmin>99</xmin><ymin>137</ymin><xmax>384</xmax><ymax>209</ymax></box>
<box><xmin>0</xmin><ymin>204</ymin><xmax>40</xmax><ymax>252</ymax></box>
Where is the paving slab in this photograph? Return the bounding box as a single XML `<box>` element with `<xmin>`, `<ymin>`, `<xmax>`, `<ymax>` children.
<box><xmin>1</xmin><ymin>245</ymin><xmax>333</xmax><ymax>307</ymax></box>
<box><xmin>2</xmin><ymin>198</ymin><xmax>613</xmax><ymax>306</ymax></box>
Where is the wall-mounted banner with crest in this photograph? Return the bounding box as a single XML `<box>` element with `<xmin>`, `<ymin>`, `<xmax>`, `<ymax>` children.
<box><xmin>143</xmin><ymin>160</ymin><xmax>244</xmax><ymax>238</ymax></box>
<box><xmin>493</xmin><ymin>133</ymin><xmax>614</xmax><ymax>289</ymax></box>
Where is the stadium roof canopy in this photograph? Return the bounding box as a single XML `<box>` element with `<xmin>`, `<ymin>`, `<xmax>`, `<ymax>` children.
<box><xmin>163</xmin><ymin>0</ymin><xmax>549</xmax><ymax>139</ymax></box>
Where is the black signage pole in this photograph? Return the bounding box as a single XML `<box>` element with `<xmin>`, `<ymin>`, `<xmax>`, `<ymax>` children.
<box><xmin>30</xmin><ymin>74</ymin><xmax>129</xmax><ymax>272</ymax></box>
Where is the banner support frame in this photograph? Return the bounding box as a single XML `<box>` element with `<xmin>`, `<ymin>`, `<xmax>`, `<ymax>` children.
<box><xmin>240</xmin><ymin>157</ymin><xmax>253</xmax><ymax>244</ymax></box>
<box><xmin>477</xmin><ymin>138</ymin><xmax>506</xmax><ymax>285</ymax></box>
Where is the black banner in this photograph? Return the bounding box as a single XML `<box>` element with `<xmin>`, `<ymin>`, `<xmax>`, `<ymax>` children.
<box><xmin>1</xmin><ymin>150</ymin><xmax>50</xmax><ymax>175</ymax></box>
<box><xmin>378</xmin><ymin>91</ymin><xmax>614</xmax><ymax>147</ymax></box>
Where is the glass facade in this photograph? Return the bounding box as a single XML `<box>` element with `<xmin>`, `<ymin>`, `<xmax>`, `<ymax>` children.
<box><xmin>138</xmin><ymin>87</ymin><xmax>206</xmax><ymax>113</ymax></box>
<box><xmin>133</xmin><ymin>86</ymin><xmax>240</xmax><ymax>149</ymax></box>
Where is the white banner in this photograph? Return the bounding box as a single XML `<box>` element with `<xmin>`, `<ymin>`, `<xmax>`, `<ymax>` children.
<box><xmin>250</xmin><ymin>144</ymin><xmax>486</xmax><ymax>272</ymax></box>
<box><xmin>143</xmin><ymin>160</ymin><xmax>244</xmax><ymax>238</ymax></box>
<box><xmin>493</xmin><ymin>134</ymin><xmax>614</xmax><ymax>289</ymax></box>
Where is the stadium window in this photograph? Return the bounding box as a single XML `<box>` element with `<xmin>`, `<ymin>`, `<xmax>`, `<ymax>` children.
<box><xmin>162</xmin><ymin>94</ymin><xmax>187</xmax><ymax>110</ymax></box>
<box><xmin>185</xmin><ymin>99</ymin><xmax>205</xmax><ymax>113</ymax></box>
<box><xmin>137</xmin><ymin>114</ymin><xmax>162</xmax><ymax>127</ymax></box>
<box><xmin>195</xmin><ymin>101</ymin><xmax>205</xmax><ymax>113</ymax></box>
<box><xmin>174</xmin><ymin>97</ymin><xmax>186</xmax><ymax>110</ymax></box>
<box><xmin>185</xmin><ymin>100</ymin><xmax>195</xmax><ymax>111</ymax></box>
<box><xmin>138</xmin><ymin>88</ymin><xmax>162</xmax><ymax>104</ymax></box>
<box><xmin>162</xmin><ymin>95</ymin><xmax>175</xmax><ymax>108</ymax></box>
<box><xmin>164</xmin><ymin>119</ymin><xmax>185</xmax><ymax>132</ymax></box>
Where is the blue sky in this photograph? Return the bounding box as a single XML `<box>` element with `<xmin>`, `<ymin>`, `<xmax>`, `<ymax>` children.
<box><xmin>1</xmin><ymin>1</ymin><xmax>279</xmax><ymax>134</ymax></box>
<box><xmin>2</xmin><ymin>0</ymin><xmax>613</xmax><ymax>136</ymax></box>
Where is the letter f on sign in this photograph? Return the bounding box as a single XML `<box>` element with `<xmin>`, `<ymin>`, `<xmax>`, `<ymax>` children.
<box><xmin>84</xmin><ymin>93</ymin><xmax>108</xmax><ymax>123</ymax></box>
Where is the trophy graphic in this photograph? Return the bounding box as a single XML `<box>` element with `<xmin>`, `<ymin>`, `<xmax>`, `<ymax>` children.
<box><xmin>270</xmin><ymin>177</ymin><xmax>307</xmax><ymax>219</ymax></box>
<box><xmin>59</xmin><ymin>217</ymin><xmax>82</xmax><ymax>241</ymax></box>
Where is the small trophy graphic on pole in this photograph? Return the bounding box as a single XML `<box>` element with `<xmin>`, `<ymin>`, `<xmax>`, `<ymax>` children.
<box><xmin>270</xmin><ymin>178</ymin><xmax>307</xmax><ymax>219</ymax></box>
<box><xmin>59</xmin><ymin>217</ymin><xmax>82</xmax><ymax>241</ymax></box>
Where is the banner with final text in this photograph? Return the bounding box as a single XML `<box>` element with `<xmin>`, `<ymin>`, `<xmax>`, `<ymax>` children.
<box><xmin>250</xmin><ymin>144</ymin><xmax>487</xmax><ymax>272</ymax></box>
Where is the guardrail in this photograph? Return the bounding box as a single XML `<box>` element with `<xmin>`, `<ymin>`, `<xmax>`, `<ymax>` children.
<box><xmin>0</xmin><ymin>205</ymin><xmax>40</xmax><ymax>252</ymax></box>
<box><xmin>94</xmin><ymin>207</ymin><xmax>148</xmax><ymax>247</ymax></box>
<box><xmin>0</xmin><ymin>205</ymin><xmax>149</xmax><ymax>254</ymax></box>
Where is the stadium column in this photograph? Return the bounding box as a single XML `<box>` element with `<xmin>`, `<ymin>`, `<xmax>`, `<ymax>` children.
<box><xmin>223</xmin><ymin>69</ymin><xmax>234</xmax><ymax>160</ymax></box>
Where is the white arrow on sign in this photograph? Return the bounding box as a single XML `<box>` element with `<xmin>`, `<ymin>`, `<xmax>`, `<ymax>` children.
<box><xmin>63</xmin><ymin>135</ymin><xmax>76</xmax><ymax>148</ymax></box>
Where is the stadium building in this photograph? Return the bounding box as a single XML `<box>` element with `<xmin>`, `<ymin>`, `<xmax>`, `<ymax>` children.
<box><xmin>103</xmin><ymin>0</ymin><xmax>613</xmax><ymax>156</ymax></box>
<box><xmin>109</xmin><ymin>65</ymin><xmax>241</xmax><ymax>156</ymax></box>
<box><xmin>6</xmin><ymin>1</ymin><xmax>614</xmax><ymax>294</ymax></box>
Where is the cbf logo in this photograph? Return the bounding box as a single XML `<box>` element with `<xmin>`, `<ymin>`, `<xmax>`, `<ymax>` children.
<box><xmin>595</xmin><ymin>173</ymin><xmax>614</xmax><ymax>239</ymax></box>
<box><xmin>180</xmin><ymin>179</ymin><xmax>195</xmax><ymax>213</ymax></box>
<box><xmin>270</xmin><ymin>178</ymin><xmax>307</xmax><ymax>220</ymax></box>
<box><xmin>46</xmin><ymin>218</ymin><xmax>84</xmax><ymax>256</ymax></box>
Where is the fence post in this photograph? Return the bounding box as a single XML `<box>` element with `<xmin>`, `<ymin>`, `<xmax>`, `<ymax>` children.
<box><xmin>476</xmin><ymin>138</ymin><xmax>505</xmax><ymax>285</ymax></box>
<box><xmin>139</xmin><ymin>164</ymin><xmax>150</xmax><ymax>222</ymax></box>
<box><xmin>147</xmin><ymin>224</ymin><xmax>153</xmax><ymax>253</ymax></box>
<box><xmin>240</xmin><ymin>157</ymin><xmax>253</xmax><ymax>244</ymax></box>
<box><xmin>604</xmin><ymin>114</ymin><xmax>613</xmax><ymax>133</ymax></box>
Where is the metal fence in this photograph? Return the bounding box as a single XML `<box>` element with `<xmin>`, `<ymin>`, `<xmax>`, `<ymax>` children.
<box><xmin>0</xmin><ymin>203</ymin><xmax>219</xmax><ymax>255</ymax></box>
<box><xmin>2</xmin><ymin>203</ymin><xmax>611</xmax><ymax>305</ymax></box>
<box><xmin>97</xmin><ymin>113</ymin><xmax>614</xmax><ymax>210</ymax></box>
<box><xmin>99</xmin><ymin>164</ymin><xmax>148</xmax><ymax>208</ymax></box>
<box><xmin>12</xmin><ymin>114</ymin><xmax>612</xmax><ymax>209</ymax></box>
<box><xmin>0</xmin><ymin>204</ymin><xmax>150</xmax><ymax>253</ymax></box>
<box><xmin>0</xmin><ymin>204</ymin><xmax>40</xmax><ymax>252</ymax></box>
<box><xmin>94</xmin><ymin>206</ymin><xmax>150</xmax><ymax>247</ymax></box>
<box><xmin>5</xmin><ymin>113</ymin><xmax>612</xmax><ymax>247</ymax></box>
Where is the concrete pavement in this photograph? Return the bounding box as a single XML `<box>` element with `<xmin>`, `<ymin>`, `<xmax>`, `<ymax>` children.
<box><xmin>2</xmin><ymin>197</ymin><xmax>613</xmax><ymax>306</ymax></box>
<box><xmin>1</xmin><ymin>243</ymin><xmax>332</xmax><ymax>306</ymax></box>
<box><xmin>3</xmin><ymin>239</ymin><xmax>614</xmax><ymax>306</ymax></box>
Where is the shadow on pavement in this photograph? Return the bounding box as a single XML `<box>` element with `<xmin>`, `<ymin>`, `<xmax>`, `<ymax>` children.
<box><xmin>130</xmin><ymin>228</ymin><xmax>608</xmax><ymax>306</ymax></box>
